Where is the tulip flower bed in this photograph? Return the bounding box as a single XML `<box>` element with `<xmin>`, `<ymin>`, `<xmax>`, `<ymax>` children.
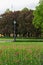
<box><xmin>0</xmin><ymin>42</ymin><xmax>43</xmax><ymax>65</ymax></box>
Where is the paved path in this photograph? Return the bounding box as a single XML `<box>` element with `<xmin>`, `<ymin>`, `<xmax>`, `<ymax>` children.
<box><xmin>0</xmin><ymin>39</ymin><xmax>14</xmax><ymax>42</ymax></box>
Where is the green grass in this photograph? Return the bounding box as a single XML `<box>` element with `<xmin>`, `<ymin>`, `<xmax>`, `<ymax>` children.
<box><xmin>0</xmin><ymin>38</ymin><xmax>43</xmax><ymax>65</ymax></box>
<box><xmin>0</xmin><ymin>37</ymin><xmax>43</xmax><ymax>41</ymax></box>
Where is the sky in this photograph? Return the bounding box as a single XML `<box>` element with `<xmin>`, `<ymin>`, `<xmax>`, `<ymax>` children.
<box><xmin>0</xmin><ymin>0</ymin><xmax>39</xmax><ymax>14</ymax></box>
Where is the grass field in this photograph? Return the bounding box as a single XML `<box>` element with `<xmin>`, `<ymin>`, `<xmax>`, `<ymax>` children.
<box><xmin>0</xmin><ymin>38</ymin><xmax>43</xmax><ymax>65</ymax></box>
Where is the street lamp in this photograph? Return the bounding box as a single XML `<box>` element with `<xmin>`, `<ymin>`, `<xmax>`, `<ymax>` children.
<box><xmin>14</xmin><ymin>20</ymin><xmax>16</xmax><ymax>41</ymax></box>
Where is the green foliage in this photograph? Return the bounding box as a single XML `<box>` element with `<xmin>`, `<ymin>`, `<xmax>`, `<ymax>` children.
<box><xmin>21</xmin><ymin>7</ymin><xmax>29</xmax><ymax>12</ymax></box>
<box><xmin>5</xmin><ymin>9</ymin><xmax>11</xmax><ymax>13</ymax></box>
<box><xmin>33</xmin><ymin>0</ymin><xmax>43</xmax><ymax>31</ymax></box>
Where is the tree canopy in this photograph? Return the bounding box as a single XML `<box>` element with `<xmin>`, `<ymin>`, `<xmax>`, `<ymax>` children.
<box><xmin>33</xmin><ymin>0</ymin><xmax>43</xmax><ymax>32</ymax></box>
<box><xmin>0</xmin><ymin>7</ymin><xmax>43</xmax><ymax>37</ymax></box>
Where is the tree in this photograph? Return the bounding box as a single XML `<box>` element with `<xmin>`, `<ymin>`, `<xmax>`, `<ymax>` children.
<box><xmin>17</xmin><ymin>10</ymin><xmax>34</xmax><ymax>37</ymax></box>
<box><xmin>5</xmin><ymin>9</ymin><xmax>11</xmax><ymax>13</ymax></box>
<box><xmin>33</xmin><ymin>0</ymin><xmax>43</xmax><ymax>37</ymax></box>
<box><xmin>22</xmin><ymin>7</ymin><xmax>29</xmax><ymax>12</ymax></box>
<box><xmin>0</xmin><ymin>10</ymin><xmax>14</xmax><ymax>36</ymax></box>
<box><xmin>0</xmin><ymin>10</ymin><xmax>20</xmax><ymax>36</ymax></box>
<box><xmin>40</xmin><ymin>0</ymin><xmax>43</xmax><ymax>4</ymax></box>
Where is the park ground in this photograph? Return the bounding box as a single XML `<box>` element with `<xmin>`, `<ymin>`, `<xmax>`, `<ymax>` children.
<box><xmin>0</xmin><ymin>38</ymin><xmax>43</xmax><ymax>65</ymax></box>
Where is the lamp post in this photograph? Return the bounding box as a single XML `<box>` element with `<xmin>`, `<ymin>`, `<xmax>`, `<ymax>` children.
<box><xmin>14</xmin><ymin>21</ymin><xmax>16</xmax><ymax>41</ymax></box>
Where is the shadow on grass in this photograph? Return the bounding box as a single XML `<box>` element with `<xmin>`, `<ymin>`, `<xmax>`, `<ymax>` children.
<box><xmin>13</xmin><ymin>39</ymin><xmax>43</xmax><ymax>42</ymax></box>
<box><xmin>0</xmin><ymin>38</ymin><xmax>43</xmax><ymax>42</ymax></box>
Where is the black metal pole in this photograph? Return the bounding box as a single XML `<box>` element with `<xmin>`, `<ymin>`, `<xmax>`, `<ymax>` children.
<box><xmin>14</xmin><ymin>21</ymin><xmax>16</xmax><ymax>42</ymax></box>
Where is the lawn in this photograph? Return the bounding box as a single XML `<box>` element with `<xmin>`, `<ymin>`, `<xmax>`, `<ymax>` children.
<box><xmin>0</xmin><ymin>38</ymin><xmax>43</xmax><ymax>65</ymax></box>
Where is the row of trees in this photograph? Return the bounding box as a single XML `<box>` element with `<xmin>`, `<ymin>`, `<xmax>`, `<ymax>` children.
<box><xmin>0</xmin><ymin>9</ymin><xmax>35</xmax><ymax>37</ymax></box>
<box><xmin>33</xmin><ymin>0</ymin><xmax>43</xmax><ymax>37</ymax></box>
<box><xmin>0</xmin><ymin>0</ymin><xmax>43</xmax><ymax>38</ymax></box>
